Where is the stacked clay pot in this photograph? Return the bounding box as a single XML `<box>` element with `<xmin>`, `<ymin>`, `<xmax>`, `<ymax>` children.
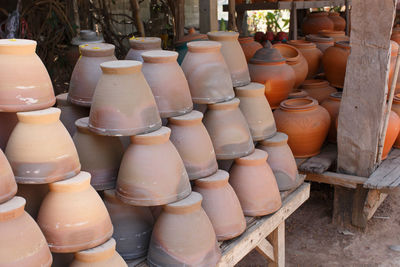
<box><xmin>391</xmin><ymin>94</ymin><xmax>400</xmax><ymax>148</ymax></box>
<box><xmin>288</xmin><ymin>40</ymin><xmax>322</xmax><ymax>79</ymax></box>
<box><xmin>305</xmin><ymin>34</ymin><xmax>334</xmax><ymax>53</ymax></box>
<box><xmin>56</xmin><ymin>93</ymin><xmax>90</xmax><ymax>136</ymax></box>
<box><xmin>321</xmin><ymin>92</ymin><xmax>342</xmax><ymax>143</ymax></box>
<box><xmin>382</xmin><ymin>111</ymin><xmax>400</xmax><ymax>160</ymax></box>
<box><xmin>301</xmin><ymin>79</ymin><xmax>337</xmax><ymax>103</ymax></box>
<box><xmin>322</xmin><ymin>41</ymin><xmax>351</xmax><ymax>88</ymax></box>
<box><xmin>175</xmin><ymin>28</ymin><xmax>208</xmax><ymax>64</ymax></box>
<box><xmin>0</xmin><ymin>149</ymin><xmax>17</xmax><ymax>203</ymax></box>
<box><xmin>125</xmin><ymin>37</ymin><xmax>162</xmax><ymax>62</ymax></box>
<box><xmin>302</xmin><ymin>11</ymin><xmax>334</xmax><ymax>35</ymax></box>
<box><xmin>318</xmin><ymin>30</ymin><xmax>349</xmax><ymax>43</ymax></box>
<box><xmin>239</xmin><ymin>36</ymin><xmax>263</xmax><ymax>62</ymax></box>
<box><xmin>328</xmin><ymin>12</ymin><xmax>346</xmax><ymax>31</ymax></box>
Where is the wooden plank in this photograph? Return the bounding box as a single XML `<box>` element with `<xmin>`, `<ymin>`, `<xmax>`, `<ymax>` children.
<box><xmin>364</xmin><ymin>190</ymin><xmax>388</xmax><ymax>220</ymax></box>
<box><xmin>305</xmin><ymin>171</ymin><xmax>367</xmax><ymax>189</ymax></box>
<box><xmin>267</xmin><ymin>222</ymin><xmax>285</xmax><ymax>267</ymax></box>
<box><xmin>298</xmin><ymin>144</ymin><xmax>337</xmax><ymax>174</ymax></box>
<box><xmin>332</xmin><ymin>185</ymin><xmax>353</xmax><ymax>226</ymax></box>
<box><xmin>351</xmin><ymin>184</ymin><xmax>369</xmax><ymax>228</ymax></box>
<box><xmin>255</xmin><ymin>238</ymin><xmax>275</xmax><ymax>262</ymax></box>
<box><xmin>199</xmin><ymin>0</ymin><xmax>218</xmax><ymax>34</ymax></box>
<box><xmin>364</xmin><ymin>149</ymin><xmax>400</xmax><ymax>189</ymax></box>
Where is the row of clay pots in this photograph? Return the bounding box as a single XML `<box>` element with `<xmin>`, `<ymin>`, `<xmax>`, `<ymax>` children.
<box><xmin>302</xmin><ymin>11</ymin><xmax>346</xmax><ymax>35</ymax></box>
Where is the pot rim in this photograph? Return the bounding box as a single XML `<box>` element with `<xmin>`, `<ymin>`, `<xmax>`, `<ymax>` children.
<box><xmin>234</xmin><ymin>149</ymin><xmax>268</xmax><ymax>166</ymax></box>
<box><xmin>273</xmin><ymin>43</ymin><xmax>300</xmax><ymax>63</ymax></box>
<box><xmin>163</xmin><ymin>192</ymin><xmax>202</xmax><ymax>214</ymax></box>
<box><xmin>287</xmin><ymin>40</ymin><xmax>317</xmax><ymax>49</ymax></box>
<box><xmin>334</xmin><ymin>41</ymin><xmax>351</xmax><ymax>50</ymax></box>
<box><xmin>0</xmin><ymin>38</ymin><xmax>36</xmax><ymax>55</ymax></box>
<box><xmin>259</xmin><ymin>132</ymin><xmax>288</xmax><ymax>147</ymax></box>
<box><xmin>187</xmin><ymin>40</ymin><xmax>221</xmax><ymax>53</ymax></box>
<box><xmin>128</xmin><ymin>37</ymin><xmax>161</xmax><ymax>49</ymax></box>
<box><xmin>279</xmin><ymin>97</ymin><xmax>318</xmax><ymax>112</ymax></box>
<box><xmin>142</xmin><ymin>50</ymin><xmax>178</xmax><ymax>63</ymax></box>
<box><xmin>168</xmin><ymin>110</ymin><xmax>203</xmax><ymax>126</ymax></box>
<box><xmin>207</xmin><ymin>31</ymin><xmax>239</xmax><ymax>41</ymax></box>
<box><xmin>74</xmin><ymin>238</ymin><xmax>116</xmax><ymax>263</ymax></box>
<box><xmin>301</xmin><ymin>79</ymin><xmax>330</xmax><ymax>89</ymax></box>
<box><xmin>194</xmin><ymin>169</ymin><xmax>229</xmax><ymax>188</ymax></box>
<box><xmin>0</xmin><ymin>196</ymin><xmax>25</xmax><ymax>222</ymax></box>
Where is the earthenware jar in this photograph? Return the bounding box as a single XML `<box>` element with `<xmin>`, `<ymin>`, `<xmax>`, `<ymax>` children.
<box><xmin>103</xmin><ymin>190</ymin><xmax>154</xmax><ymax>260</ymax></box>
<box><xmin>302</xmin><ymin>11</ymin><xmax>334</xmax><ymax>35</ymax></box>
<box><xmin>116</xmin><ymin>126</ymin><xmax>191</xmax><ymax>206</ymax></box>
<box><xmin>0</xmin><ymin>112</ymin><xmax>17</xmax><ymax>150</ymax></box>
<box><xmin>193</xmin><ymin>170</ymin><xmax>246</xmax><ymax>241</ymax></box>
<box><xmin>125</xmin><ymin>37</ymin><xmax>162</xmax><ymax>62</ymax></box>
<box><xmin>273</xmin><ymin>43</ymin><xmax>308</xmax><ymax>88</ymax></box>
<box><xmin>248</xmin><ymin>42</ymin><xmax>296</xmax><ymax>109</ymax></box>
<box><xmin>322</xmin><ymin>41</ymin><xmax>351</xmax><ymax>88</ymax></box>
<box><xmin>141</xmin><ymin>50</ymin><xmax>193</xmax><ymax>118</ymax></box>
<box><xmin>203</xmin><ymin>98</ymin><xmax>255</xmax><ymax>160</ymax></box>
<box><xmin>0</xmin><ymin>149</ymin><xmax>17</xmax><ymax>203</ymax></box>
<box><xmin>273</xmin><ymin>98</ymin><xmax>330</xmax><ymax>158</ymax></box>
<box><xmin>382</xmin><ymin>111</ymin><xmax>400</xmax><ymax>160</ymax></box>
<box><xmin>321</xmin><ymin>92</ymin><xmax>342</xmax><ymax>143</ymax></box>
<box><xmin>0</xmin><ymin>196</ymin><xmax>52</xmax><ymax>267</ymax></box>
<box><xmin>56</xmin><ymin>93</ymin><xmax>90</xmax><ymax>136</ymax></box>
<box><xmin>73</xmin><ymin>117</ymin><xmax>124</xmax><ymax>190</ymax></box>
<box><xmin>175</xmin><ymin>28</ymin><xmax>208</xmax><ymax>64</ymax></box>
<box><xmin>288</xmin><ymin>89</ymin><xmax>309</xmax><ymax>99</ymax></box>
<box><xmin>0</xmin><ymin>39</ymin><xmax>55</xmax><ymax>112</ymax></box>
<box><xmin>258</xmin><ymin>132</ymin><xmax>299</xmax><ymax>191</ymax></box>
<box><xmin>392</xmin><ymin>94</ymin><xmax>400</xmax><ymax>148</ymax></box>
<box><xmin>207</xmin><ymin>31</ymin><xmax>251</xmax><ymax>86</ymax></box>
<box><xmin>68</xmin><ymin>30</ymin><xmax>104</xmax><ymax>66</ymax></box>
<box><xmin>6</xmin><ymin>108</ymin><xmax>81</xmax><ymax>184</ymax></box>
<box><xmin>300</xmin><ymin>79</ymin><xmax>337</xmax><ymax>103</ymax></box>
<box><xmin>235</xmin><ymin>82</ymin><xmax>277</xmax><ymax>141</ymax></box>
<box><xmin>89</xmin><ymin>60</ymin><xmax>161</xmax><ymax>136</ymax></box>
<box><xmin>181</xmin><ymin>41</ymin><xmax>234</xmax><ymax>104</ymax></box>
<box><xmin>305</xmin><ymin>34</ymin><xmax>334</xmax><ymax>53</ymax></box>
<box><xmin>288</xmin><ymin>40</ymin><xmax>322</xmax><ymax>79</ymax></box>
<box><xmin>229</xmin><ymin>149</ymin><xmax>281</xmax><ymax>216</ymax></box>
<box><xmin>70</xmin><ymin>238</ymin><xmax>127</xmax><ymax>267</ymax></box>
<box><xmin>328</xmin><ymin>12</ymin><xmax>346</xmax><ymax>31</ymax></box>
<box><xmin>147</xmin><ymin>192</ymin><xmax>221</xmax><ymax>267</ymax></box>
<box><xmin>16</xmin><ymin>184</ymin><xmax>48</xmax><ymax>219</ymax></box>
<box><xmin>318</xmin><ymin>30</ymin><xmax>349</xmax><ymax>42</ymax></box>
<box><xmin>167</xmin><ymin>111</ymin><xmax>218</xmax><ymax>180</ymax></box>
<box><xmin>239</xmin><ymin>36</ymin><xmax>263</xmax><ymax>62</ymax></box>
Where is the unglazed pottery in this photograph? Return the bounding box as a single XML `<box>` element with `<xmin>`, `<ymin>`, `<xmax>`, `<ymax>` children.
<box><xmin>300</xmin><ymin>79</ymin><xmax>337</xmax><ymax>103</ymax></box>
<box><xmin>0</xmin><ymin>39</ymin><xmax>55</xmax><ymax>112</ymax></box>
<box><xmin>322</xmin><ymin>41</ymin><xmax>351</xmax><ymax>88</ymax></box>
<box><xmin>229</xmin><ymin>149</ymin><xmax>282</xmax><ymax>216</ymax></box>
<box><xmin>203</xmin><ymin>98</ymin><xmax>255</xmax><ymax>160</ymax></box>
<box><xmin>73</xmin><ymin>117</ymin><xmax>124</xmax><ymax>190</ymax></box>
<box><xmin>235</xmin><ymin>82</ymin><xmax>277</xmax><ymax>141</ymax></box>
<box><xmin>305</xmin><ymin>34</ymin><xmax>334</xmax><ymax>53</ymax></box>
<box><xmin>175</xmin><ymin>28</ymin><xmax>208</xmax><ymax>64</ymax></box>
<box><xmin>16</xmin><ymin>184</ymin><xmax>48</xmax><ymax>219</ymax></box>
<box><xmin>382</xmin><ymin>111</ymin><xmax>400</xmax><ymax>160</ymax></box>
<box><xmin>274</xmin><ymin>98</ymin><xmax>330</xmax><ymax>158</ymax></box>
<box><xmin>56</xmin><ymin>93</ymin><xmax>90</xmax><ymax>136</ymax></box>
<box><xmin>89</xmin><ymin>60</ymin><xmax>161</xmax><ymax>136</ymax></box>
<box><xmin>392</xmin><ymin>94</ymin><xmax>400</xmax><ymax>148</ymax></box>
<box><xmin>288</xmin><ymin>40</ymin><xmax>323</xmax><ymax>79</ymax></box>
<box><xmin>116</xmin><ymin>126</ymin><xmax>191</xmax><ymax>206</ymax></box>
<box><xmin>193</xmin><ymin>170</ymin><xmax>246</xmax><ymax>241</ymax></box>
<box><xmin>103</xmin><ymin>190</ymin><xmax>154</xmax><ymax>260</ymax></box>
<box><xmin>0</xmin><ymin>196</ymin><xmax>52</xmax><ymax>267</ymax></box>
<box><xmin>0</xmin><ymin>149</ymin><xmax>17</xmax><ymax>204</ymax></box>
<box><xmin>288</xmin><ymin>89</ymin><xmax>309</xmax><ymax>99</ymax></box>
<box><xmin>147</xmin><ymin>192</ymin><xmax>221</xmax><ymax>267</ymax></box>
<box><xmin>0</xmin><ymin>112</ymin><xmax>17</xmax><ymax>150</ymax></box>
<box><xmin>207</xmin><ymin>31</ymin><xmax>251</xmax><ymax>86</ymax></box>
<box><xmin>167</xmin><ymin>111</ymin><xmax>218</xmax><ymax>180</ymax></box>
<box><xmin>6</xmin><ymin>108</ymin><xmax>81</xmax><ymax>184</ymax></box>
<box><xmin>321</xmin><ymin>92</ymin><xmax>342</xmax><ymax>143</ymax></box>
<box><xmin>302</xmin><ymin>12</ymin><xmax>334</xmax><ymax>35</ymax></box>
<box><xmin>125</xmin><ymin>37</ymin><xmax>162</xmax><ymax>62</ymax></box>
<box><xmin>181</xmin><ymin>41</ymin><xmax>234</xmax><ymax>104</ymax></box>
<box><xmin>141</xmin><ymin>50</ymin><xmax>193</xmax><ymax>118</ymax></box>
<box><xmin>238</xmin><ymin>36</ymin><xmax>263</xmax><ymax>62</ymax></box>
<box><xmin>328</xmin><ymin>12</ymin><xmax>346</xmax><ymax>31</ymax></box>
<box><xmin>68</xmin><ymin>43</ymin><xmax>116</xmax><ymax>107</ymax></box>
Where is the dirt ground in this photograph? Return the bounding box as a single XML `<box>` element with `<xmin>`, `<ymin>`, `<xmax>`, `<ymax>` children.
<box><xmin>238</xmin><ymin>183</ymin><xmax>400</xmax><ymax>266</ymax></box>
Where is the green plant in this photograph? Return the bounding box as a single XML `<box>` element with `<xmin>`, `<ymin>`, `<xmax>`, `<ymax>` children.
<box><xmin>265</xmin><ymin>10</ymin><xmax>289</xmax><ymax>32</ymax></box>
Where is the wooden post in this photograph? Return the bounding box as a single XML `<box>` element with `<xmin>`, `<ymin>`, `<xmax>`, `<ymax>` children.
<box><xmin>199</xmin><ymin>0</ymin><xmax>218</xmax><ymax>33</ymax></box>
<box><xmin>168</xmin><ymin>0</ymin><xmax>185</xmax><ymax>41</ymax></box>
<box><xmin>130</xmin><ymin>0</ymin><xmax>145</xmax><ymax>37</ymax></box>
<box><xmin>72</xmin><ymin>0</ymin><xmax>80</xmax><ymax>34</ymax></box>
<box><xmin>228</xmin><ymin>0</ymin><xmax>238</xmax><ymax>32</ymax></box>
<box><xmin>289</xmin><ymin>2</ymin><xmax>297</xmax><ymax>40</ymax></box>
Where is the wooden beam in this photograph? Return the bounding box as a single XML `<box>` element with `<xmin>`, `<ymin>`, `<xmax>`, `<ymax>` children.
<box><xmin>228</xmin><ymin>0</ymin><xmax>238</xmax><ymax>32</ymax></box>
<box><xmin>255</xmin><ymin>238</ymin><xmax>275</xmax><ymax>262</ymax></box>
<box><xmin>364</xmin><ymin>149</ymin><xmax>400</xmax><ymax>189</ymax></box>
<box><xmin>298</xmin><ymin>144</ymin><xmax>337</xmax><ymax>174</ymax></box>
<box><xmin>199</xmin><ymin>0</ymin><xmax>218</xmax><ymax>34</ymax></box>
<box><xmin>305</xmin><ymin>171</ymin><xmax>367</xmax><ymax>189</ymax></box>
<box><xmin>267</xmin><ymin>222</ymin><xmax>285</xmax><ymax>267</ymax></box>
<box><xmin>364</xmin><ymin>190</ymin><xmax>388</xmax><ymax>220</ymax></box>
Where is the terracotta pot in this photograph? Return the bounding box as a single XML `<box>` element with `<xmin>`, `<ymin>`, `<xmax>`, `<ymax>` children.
<box><xmin>273</xmin><ymin>43</ymin><xmax>308</xmax><ymax>88</ymax></box>
<box><xmin>0</xmin><ymin>149</ymin><xmax>17</xmax><ymax>204</ymax></box>
<box><xmin>389</xmin><ymin>41</ymin><xmax>399</xmax><ymax>92</ymax></box>
<box><xmin>273</xmin><ymin>98</ymin><xmax>330</xmax><ymax>158</ymax></box>
<box><xmin>68</xmin><ymin>43</ymin><xmax>116</xmax><ymax>107</ymax></box>
<box><xmin>392</xmin><ymin>94</ymin><xmax>400</xmax><ymax>148</ymax></box>
<box><xmin>116</xmin><ymin>126</ymin><xmax>191</xmax><ymax>206</ymax></box>
<box><xmin>68</xmin><ymin>30</ymin><xmax>105</xmax><ymax>67</ymax></box>
<box><xmin>288</xmin><ymin>89</ymin><xmax>309</xmax><ymax>99</ymax></box>
<box><xmin>193</xmin><ymin>170</ymin><xmax>246</xmax><ymax>241</ymax></box>
<box><xmin>0</xmin><ymin>39</ymin><xmax>55</xmax><ymax>112</ymax></box>
<box><xmin>89</xmin><ymin>60</ymin><xmax>161</xmax><ymax>136</ymax></box>
<box><xmin>70</xmin><ymin>238</ymin><xmax>127</xmax><ymax>267</ymax></box>
<box><xmin>322</xmin><ymin>41</ymin><xmax>351</xmax><ymax>88</ymax></box>
<box><xmin>248</xmin><ymin>42</ymin><xmax>296</xmax><ymax>109</ymax></box>
<box><xmin>207</xmin><ymin>31</ymin><xmax>251</xmax><ymax>87</ymax></box>
<box><xmin>37</xmin><ymin>172</ymin><xmax>113</xmax><ymax>253</ymax></box>
<box><xmin>235</xmin><ymin>82</ymin><xmax>277</xmax><ymax>141</ymax></box>
<box><xmin>321</xmin><ymin>92</ymin><xmax>342</xmax><ymax>143</ymax></box>
<box><xmin>302</xmin><ymin>11</ymin><xmax>334</xmax><ymax>35</ymax></box>
<box><xmin>5</xmin><ymin>108</ymin><xmax>81</xmax><ymax>184</ymax></box>
<box><xmin>125</xmin><ymin>37</ymin><xmax>162</xmax><ymax>62</ymax></box>
<box><xmin>238</xmin><ymin>36</ymin><xmax>263</xmax><ymax>62</ymax></box>
<box><xmin>318</xmin><ymin>30</ymin><xmax>349</xmax><ymax>42</ymax></box>
<box><xmin>56</xmin><ymin>93</ymin><xmax>90</xmax><ymax>136</ymax></box>
<box><xmin>16</xmin><ymin>184</ymin><xmax>48</xmax><ymax>219</ymax></box>
<box><xmin>287</xmin><ymin>40</ymin><xmax>322</xmax><ymax>79</ymax></box>
<box><xmin>328</xmin><ymin>12</ymin><xmax>346</xmax><ymax>31</ymax></box>
<box><xmin>0</xmin><ymin>196</ymin><xmax>52</xmax><ymax>267</ymax></box>
<box><xmin>0</xmin><ymin>112</ymin><xmax>17</xmax><ymax>150</ymax></box>
<box><xmin>382</xmin><ymin>111</ymin><xmax>400</xmax><ymax>160</ymax></box>
<box><xmin>300</xmin><ymin>79</ymin><xmax>337</xmax><ymax>103</ymax></box>
<box><xmin>103</xmin><ymin>190</ymin><xmax>154</xmax><ymax>260</ymax></box>
<box><xmin>229</xmin><ymin>149</ymin><xmax>282</xmax><ymax>216</ymax></box>
<box><xmin>175</xmin><ymin>28</ymin><xmax>208</xmax><ymax>64</ymax></box>
<box><xmin>305</xmin><ymin>34</ymin><xmax>334</xmax><ymax>53</ymax></box>
<box><xmin>181</xmin><ymin>41</ymin><xmax>234</xmax><ymax>104</ymax></box>
<box><xmin>141</xmin><ymin>50</ymin><xmax>193</xmax><ymax>118</ymax></box>
<box><xmin>147</xmin><ymin>192</ymin><xmax>221</xmax><ymax>267</ymax></box>
<box><xmin>73</xmin><ymin>117</ymin><xmax>124</xmax><ymax>190</ymax></box>
<box><xmin>167</xmin><ymin>110</ymin><xmax>218</xmax><ymax>180</ymax></box>
<box><xmin>203</xmin><ymin>98</ymin><xmax>255</xmax><ymax>160</ymax></box>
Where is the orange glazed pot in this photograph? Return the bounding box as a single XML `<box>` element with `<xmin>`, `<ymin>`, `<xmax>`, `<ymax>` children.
<box><xmin>16</xmin><ymin>184</ymin><xmax>48</xmax><ymax>219</ymax></box>
<box><xmin>305</xmin><ymin>34</ymin><xmax>334</xmax><ymax>53</ymax></box>
<box><xmin>238</xmin><ymin>36</ymin><xmax>263</xmax><ymax>62</ymax></box>
<box><xmin>125</xmin><ymin>37</ymin><xmax>162</xmax><ymax>61</ymax></box>
<box><xmin>322</xmin><ymin>41</ymin><xmax>351</xmax><ymax>88</ymax></box>
<box><xmin>273</xmin><ymin>98</ymin><xmax>330</xmax><ymax>158</ymax></box>
<box><xmin>302</xmin><ymin>11</ymin><xmax>334</xmax><ymax>35</ymax></box>
<box><xmin>56</xmin><ymin>93</ymin><xmax>90</xmax><ymax>136</ymax></box>
<box><xmin>382</xmin><ymin>111</ymin><xmax>400</xmax><ymax>160</ymax></box>
<box><xmin>0</xmin><ymin>112</ymin><xmax>17</xmax><ymax>150</ymax></box>
<box><xmin>392</xmin><ymin>94</ymin><xmax>400</xmax><ymax>148</ymax></box>
<box><xmin>321</xmin><ymin>92</ymin><xmax>342</xmax><ymax>143</ymax></box>
<box><xmin>288</xmin><ymin>40</ymin><xmax>322</xmax><ymax>79</ymax></box>
<box><xmin>328</xmin><ymin>12</ymin><xmax>346</xmax><ymax>31</ymax></box>
<box><xmin>300</xmin><ymin>79</ymin><xmax>337</xmax><ymax>103</ymax></box>
<box><xmin>0</xmin><ymin>149</ymin><xmax>17</xmax><ymax>204</ymax></box>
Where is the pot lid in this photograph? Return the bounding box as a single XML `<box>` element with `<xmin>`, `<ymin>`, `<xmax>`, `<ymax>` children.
<box><xmin>71</xmin><ymin>30</ymin><xmax>104</xmax><ymax>46</ymax></box>
<box><xmin>250</xmin><ymin>41</ymin><xmax>285</xmax><ymax>64</ymax></box>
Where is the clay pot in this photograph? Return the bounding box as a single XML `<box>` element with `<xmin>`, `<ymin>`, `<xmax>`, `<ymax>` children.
<box><xmin>273</xmin><ymin>43</ymin><xmax>308</xmax><ymax>88</ymax></box>
<box><xmin>0</xmin><ymin>149</ymin><xmax>17</xmax><ymax>204</ymax></box>
<box><xmin>235</xmin><ymin>82</ymin><xmax>277</xmax><ymax>141</ymax></box>
<box><xmin>68</xmin><ymin>30</ymin><xmax>105</xmax><ymax>67</ymax></box>
<box><xmin>305</xmin><ymin>34</ymin><xmax>334</xmax><ymax>53</ymax></box>
<box><xmin>392</xmin><ymin>94</ymin><xmax>400</xmax><ymax>148</ymax></box>
<box><xmin>257</xmin><ymin>132</ymin><xmax>299</xmax><ymax>191</ymax></box>
<box><xmin>167</xmin><ymin>110</ymin><xmax>218</xmax><ymax>180</ymax></box>
<box><xmin>238</xmin><ymin>36</ymin><xmax>263</xmax><ymax>62</ymax></box>
<box><xmin>300</xmin><ymin>79</ymin><xmax>337</xmax><ymax>103</ymax></box>
<box><xmin>147</xmin><ymin>192</ymin><xmax>221</xmax><ymax>267</ymax></box>
<box><xmin>175</xmin><ymin>28</ymin><xmax>208</xmax><ymax>64</ymax></box>
<box><xmin>56</xmin><ymin>93</ymin><xmax>90</xmax><ymax>136</ymax></box>
<box><xmin>328</xmin><ymin>12</ymin><xmax>346</xmax><ymax>31</ymax></box>
<box><xmin>0</xmin><ymin>39</ymin><xmax>55</xmax><ymax>112</ymax></box>
<box><xmin>321</xmin><ymin>92</ymin><xmax>342</xmax><ymax>143</ymax></box>
<box><xmin>0</xmin><ymin>196</ymin><xmax>52</xmax><ymax>267</ymax></box>
<box><xmin>382</xmin><ymin>111</ymin><xmax>400</xmax><ymax>160</ymax></box>
<box><xmin>5</xmin><ymin>108</ymin><xmax>81</xmax><ymax>184</ymax></box>
<box><xmin>103</xmin><ymin>190</ymin><xmax>154</xmax><ymax>260</ymax></box>
<box><xmin>207</xmin><ymin>31</ymin><xmax>251</xmax><ymax>87</ymax></box>
<box><xmin>125</xmin><ymin>37</ymin><xmax>162</xmax><ymax>62</ymax></box>
<box><xmin>73</xmin><ymin>117</ymin><xmax>124</xmax><ymax>190</ymax></box>
<box><xmin>288</xmin><ymin>89</ymin><xmax>309</xmax><ymax>99</ymax></box>
<box><xmin>203</xmin><ymin>98</ymin><xmax>255</xmax><ymax>160</ymax></box>
<box><xmin>68</xmin><ymin>43</ymin><xmax>116</xmax><ymax>107</ymax></box>
<box><xmin>141</xmin><ymin>50</ymin><xmax>193</xmax><ymax>118</ymax></box>
<box><xmin>322</xmin><ymin>41</ymin><xmax>351</xmax><ymax>88</ymax></box>
<box><xmin>0</xmin><ymin>112</ymin><xmax>17</xmax><ymax>150</ymax></box>
<box><xmin>193</xmin><ymin>170</ymin><xmax>246</xmax><ymax>241</ymax></box>
<box><xmin>287</xmin><ymin>40</ymin><xmax>323</xmax><ymax>79</ymax></box>
<box><xmin>89</xmin><ymin>60</ymin><xmax>161</xmax><ymax>136</ymax></box>
<box><xmin>37</xmin><ymin>172</ymin><xmax>113</xmax><ymax>253</ymax></box>
<box><xmin>248</xmin><ymin>42</ymin><xmax>296</xmax><ymax>109</ymax></box>
<box><xmin>16</xmin><ymin>184</ymin><xmax>48</xmax><ymax>219</ymax></box>
<box><xmin>318</xmin><ymin>30</ymin><xmax>349</xmax><ymax>42</ymax></box>
<box><xmin>70</xmin><ymin>238</ymin><xmax>127</xmax><ymax>267</ymax></box>
<box><xmin>229</xmin><ymin>149</ymin><xmax>282</xmax><ymax>216</ymax></box>
<box><xmin>302</xmin><ymin>11</ymin><xmax>334</xmax><ymax>35</ymax></box>
<box><xmin>181</xmin><ymin>41</ymin><xmax>234</xmax><ymax>104</ymax></box>
<box><xmin>116</xmin><ymin>126</ymin><xmax>191</xmax><ymax>206</ymax></box>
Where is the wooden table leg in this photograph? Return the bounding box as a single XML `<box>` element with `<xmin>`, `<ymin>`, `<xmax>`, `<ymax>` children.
<box><xmin>267</xmin><ymin>221</ymin><xmax>285</xmax><ymax>267</ymax></box>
